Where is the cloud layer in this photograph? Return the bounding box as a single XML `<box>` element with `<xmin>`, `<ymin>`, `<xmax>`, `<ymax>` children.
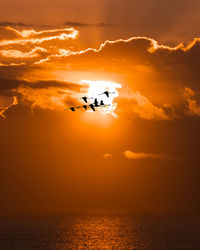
<box><xmin>0</xmin><ymin>26</ymin><xmax>78</xmax><ymax>66</ymax></box>
<box><xmin>0</xmin><ymin>25</ymin><xmax>200</xmax><ymax>120</ymax></box>
<box><xmin>124</xmin><ymin>150</ymin><xmax>173</xmax><ymax>160</ymax></box>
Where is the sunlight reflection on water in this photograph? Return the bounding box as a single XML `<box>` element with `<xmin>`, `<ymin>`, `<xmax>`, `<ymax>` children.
<box><xmin>1</xmin><ymin>214</ymin><xmax>200</xmax><ymax>249</ymax></box>
<box><xmin>58</xmin><ymin>215</ymin><xmax>140</xmax><ymax>249</ymax></box>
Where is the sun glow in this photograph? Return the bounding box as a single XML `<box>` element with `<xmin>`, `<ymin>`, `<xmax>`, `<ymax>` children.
<box><xmin>80</xmin><ymin>80</ymin><xmax>122</xmax><ymax>117</ymax></box>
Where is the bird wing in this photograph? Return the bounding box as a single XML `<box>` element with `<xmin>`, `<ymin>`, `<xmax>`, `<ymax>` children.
<box><xmin>82</xmin><ymin>105</ymin><xmax>88</xmax><ymax>110</ymax></box>
<box><xmin>90</xmin><ymin>105</ymin><xmax>95</xmax><ymax>111</ymax></box>
<box><xmin>82</xmin><ymin>97</ymin><xmax>87</xmax><ymax>103</ymax></box>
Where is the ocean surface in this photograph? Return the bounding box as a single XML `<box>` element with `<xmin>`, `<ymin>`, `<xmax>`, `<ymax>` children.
<box><xmin>0</xmin><ymin>214</ymin><xmax>200</xmax><ymax>249</ymax></box>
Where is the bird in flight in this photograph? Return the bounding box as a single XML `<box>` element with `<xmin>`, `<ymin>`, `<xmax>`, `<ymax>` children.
<box><xmin>99</xmin><ymin>100</ymin><xmax>111</xmax><ymax>107</ymax></box>
<box><xmin>65</xmin><ymin>90</ymin><xmax>114</xmax><ymax>113</ymax></box>
<box><xmin>65</xmin><ymin>107</ymin><xmax>79</xmax><ymax>112</ymax></box>
<box><xmin>99</xmin><ymin>91</ymin><xmax>116</xmax><ymax>98</ymax></box>
<box><xmin>94</xmin><ymin>98</ymin><xmax>100</xmax><ymax>107</ymax></box>
<box><xmin>100</xmin><ymin>100</ymin><xmax>105</xmax><ymax>106</ymax></box>
<box><xmin>80</xmin><ymin>96</ymin><xmax>93</xmax><ymax>103</ymax></box>
<box><xmin>89</xmin><ymin>104</ymin><xmax>96</xmax><ymax>111</ymax></box>
<box><xmin>82</xmin><ymin>105</ymin><xmax>88</xmax><ymax>110</ymax></box>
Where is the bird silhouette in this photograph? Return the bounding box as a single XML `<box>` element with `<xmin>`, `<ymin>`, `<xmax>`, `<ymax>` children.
<box><xmin>89</xmin><ymin>104</ymin><xmax>96</xmax><ymax>111</ymax></box>
<box><xmin>66</xmin><ymin>107</ymin><xmax>76</xmax><ymax>111</ymax></box>
<box><xmin>99</xmin><ymin>91</ymin><xmax>116</xmax><ymax>98</ymax></box>
<box><xmin>100</xmin><ymin>100</ymin><xmax>105</xmax><ymax>106</ymax></box>
<box><xmin>82</xmin><ymin>105</ymin><xmax>88</xmax><ymax>110</ymax></box>
<box><xmin>65</xmin><ymin>107</ymin><xmax>80</xmax><ymax>112</ymax></box>
<box><xmin>99</xmin><ymin>100</ymin><xmax>111</xmax><ymax>107</ymax></box>
<box><xmin>94</xmin><ymin>98</ymin><xmax>99</xmax><ymax>107</ymax></box>
<box><xmin>80</xmin><ymin>96</ymin><xmax>93</xmax><ymax>103</ymax></box>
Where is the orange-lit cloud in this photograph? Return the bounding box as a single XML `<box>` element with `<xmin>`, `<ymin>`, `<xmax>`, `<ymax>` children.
<box><xmin>15</xmin><ymin>82</ymin><xmax>171</xmax><ymax>121</ymax></box>
<box><xmin>0</xmin><ymin>27</ymin><xmax>78</xmax><ymax>46</ymax></box>
<box><xmin>1</xmin><ymin>26</ymin><xmax>200</xmax><ymax>67</ymax></box>
<box><xmin>0</xmin><ymin>26</ymin><xmax>78</xmax><ymax>65</ymax></box>
<box><xmin>123</xmin><ymin>150</ymin><xmax>173</xmax><ymax>160</ymax></box>
<box><xmin>102</xmin><ymin>153</ymin><xmax>112</xmax><ymax>158</ymax></box>
<box><xmin>29</xmin><ymin>36</ymin><xmax>200</xmax><ymax>66</ymax></box>
<box><xmin>120</xmin><ymin>90</ymin><xmax>170</xmax><ymax>120</ymax></box>
<box><xmin>184</xmin><ymin>87</ymin><xmax>200</xmax><ymax>116</ymax></box>
<box><xmin>16</xmin><ymin>79</ymin><xmax>83</xmax><ymax>112</ymax></box>
<box><xmin>1</xmin><ymin>26</ymin><xmax>200</xmax><ymax>121</ymax></box>
<box><xmin>0</xmin><ymin>47</ymin><xmax>47</xmax><ymax>58</ymax></box>
<box><xmin>0</xmin><ymin>96</ymin><xmax>18</xmax><ymax>118</ymax></box>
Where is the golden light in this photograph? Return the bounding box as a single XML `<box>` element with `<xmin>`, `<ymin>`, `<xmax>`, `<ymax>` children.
<box><xmin>80</xmin><ymin>80</ymin><xmax>122</xmax><ymax>118</ymax></box>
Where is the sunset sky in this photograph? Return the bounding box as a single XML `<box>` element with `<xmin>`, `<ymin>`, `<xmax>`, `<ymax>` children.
<box><xmin>1</xmin><ymin>0</ymin><xmax>200</xmax><ymax>215</ymax></box>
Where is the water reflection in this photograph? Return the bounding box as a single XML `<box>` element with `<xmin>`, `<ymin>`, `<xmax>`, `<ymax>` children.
<box><xmin>0</xmin><ymin>214</ymin><xmax>200</xmax><ymax>249</ymax></box>
<box><xmin>59</xmin><ymin>215</ymin><xmax>139</xmax><ymax>249</ymax></box>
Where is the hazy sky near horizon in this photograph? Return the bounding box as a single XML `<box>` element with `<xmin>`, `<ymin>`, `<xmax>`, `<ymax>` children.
<box><xmin>1</xmin><ymin>0</ymin><xmax>200</xmax><ymax>45</ymax></box>
<box><xmin>1</xmin><ymin>0</ymin><xmax>200</xmax><ymax>215</ymax></box>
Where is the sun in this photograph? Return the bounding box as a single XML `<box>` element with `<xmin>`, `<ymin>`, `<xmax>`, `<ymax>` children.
<box><xmin>80</xmin><ymin>80</ymin><xmax>122</xmax><ymax>117</ymax></box>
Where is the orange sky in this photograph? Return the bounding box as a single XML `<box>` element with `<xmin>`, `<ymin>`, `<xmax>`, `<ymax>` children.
<box><xmin>1</xmin><ymin>0</ymin><xmax>200</xmax><ymax>215</ymax></box>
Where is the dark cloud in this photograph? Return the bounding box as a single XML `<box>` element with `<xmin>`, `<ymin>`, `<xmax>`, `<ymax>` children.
<box><xmin>0</xmin><ymin>78</ymin><xmax>21</xmax><ymax>92</ymax></box>
<box><xmin>0</xmin><ymin>22</ymin><xmax>54</xmax><ymax>29</ymax></box>
<box><xmin>23</xmin><ymin>79</ymin><xmax>82</xmax><ymax>91</ymax></box>
<box><xmin>0</xmin><ymin>22</ymin><xmax>30</xmax><ymax>27</ymax></box>
<box><xmin>0</xmin><ymin>76</ymin><xmax>83</xmax><ymax>116</ymax></box>
<box><xmin>59</xmin><ymin>37</ymin><xmax>200</xmax><ymax>91</ymax></box>
<box><xmin>64</xmin><ymin>21</ymin><xmax>114</xmax><ymax>27</ymax></box>
<box><xmin>0</xmin><ymin>77</ymin><xmax>81</xmax><ymax>92</ymax></box>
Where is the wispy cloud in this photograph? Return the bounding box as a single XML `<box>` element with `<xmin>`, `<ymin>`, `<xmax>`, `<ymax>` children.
<box><xmin>0</xmin><ymin>47</ymin><xmax>47</xmax><ymax>58</ymax></box>
<box><xmin>0</xmin><ymin>96</ymin><xmax>18</xmax><ymax>118</ymax></box>
<box><xmin>0</xmin><ymin>22</ymin><xmax>30</xmax><ymax>27</ymax></box>
<box><xmin>0</xmin><ymin>26</ymin><xmax>78</xmax><ymax>65</ymax></box>
<box><xmin>102</xmin><ymin>153</ymin><xmax>113</xmax><ymax>159</ymax></box>
<box><xmin>0</xmin><ymin>27</ymin><xmax>78</xmax><ymax>47</ymax></box>
<box><xmin>0</xmin><ymin>22</ymin><xmax>52</xmax><ymax>28</ymax></box>
<box><xmin>123</xmin><ymin>150</ymin><xmax>173</xmax><ymax>160</ymax></box>
<box><xmin>64</xmin><ymin>21</ymin><xmax>113</xmax><ymax>27</ymax></box>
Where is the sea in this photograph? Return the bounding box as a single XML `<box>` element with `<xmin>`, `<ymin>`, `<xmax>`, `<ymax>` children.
<box><xmin>0</xmin><ymin>214</ymin><xmax>200</xmax><ymax>249</ymax></box>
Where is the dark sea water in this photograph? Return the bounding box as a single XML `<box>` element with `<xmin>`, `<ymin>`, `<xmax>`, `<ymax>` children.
<box><xmin>0</xmin><ymin>214</ymin><xmax>200</xmax><ymax>249</ymax></box>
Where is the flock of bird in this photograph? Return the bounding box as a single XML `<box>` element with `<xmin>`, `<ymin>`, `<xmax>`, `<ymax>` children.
<box><xmin>65</xmin><ymin>91</ymin><xmax>115</xmax><ymax>112</ymax></box>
